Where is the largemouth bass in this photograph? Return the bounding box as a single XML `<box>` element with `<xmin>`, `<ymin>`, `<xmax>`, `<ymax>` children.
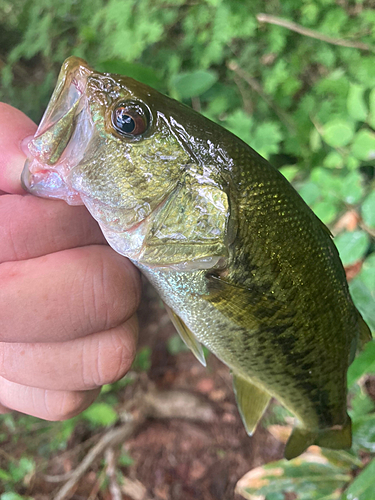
<box><xmin>21</xmin><ymin>57</ymin><xmax>372</xmax><ymax>459</ymax></box>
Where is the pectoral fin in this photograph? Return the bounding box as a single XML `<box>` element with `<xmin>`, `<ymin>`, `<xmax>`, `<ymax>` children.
<box><xmin>164</xmin><ymin>304</ymin><xmax>206</xmax><ymax>366</ymax></box>
<box><xmin>232</xmin><ymin>374</ymin><xmax>271</xmax><ymax>435</ymax></box>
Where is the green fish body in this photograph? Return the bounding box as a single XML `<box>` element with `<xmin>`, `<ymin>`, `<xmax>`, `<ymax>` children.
<box><xmin>22</xmin><ymin>57</ymin><xmax>372</xmax><ymax>459</ymax></box>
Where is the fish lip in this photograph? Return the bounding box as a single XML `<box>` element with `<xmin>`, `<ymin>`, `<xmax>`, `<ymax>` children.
<box><xmin>21</xmin><ymin>57</ymin><xmax>95</xmax><ymax>204</ymax></box>
<box><xmin>35</xmin><ymin>57</ymin><xmax>93</xmax><ymax>140</ymax></box>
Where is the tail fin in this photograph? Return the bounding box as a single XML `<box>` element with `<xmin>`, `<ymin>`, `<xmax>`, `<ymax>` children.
<box><xmin>284</xmin><ymin>416</ymin><xmax>352</xmax><ymax>460</ymax></box>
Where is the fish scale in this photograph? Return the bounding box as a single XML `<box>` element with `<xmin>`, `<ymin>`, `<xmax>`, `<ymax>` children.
<box><xmin>21</xmin><ymin>56</ymin><xmax>372</xmax><ymax>459</ymax></box>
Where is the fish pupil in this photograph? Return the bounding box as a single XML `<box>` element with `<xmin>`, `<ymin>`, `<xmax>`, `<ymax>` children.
<box><xmin>117</xmin><ymin>112</ymin><xmax>135</xmax><ymax>133</ymax></box>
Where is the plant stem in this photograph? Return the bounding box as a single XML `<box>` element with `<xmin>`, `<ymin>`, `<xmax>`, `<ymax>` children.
<box><xmin>256</xmin><ymin>13</ymin><xmax>374</xmax><ymax>52</ymax></box>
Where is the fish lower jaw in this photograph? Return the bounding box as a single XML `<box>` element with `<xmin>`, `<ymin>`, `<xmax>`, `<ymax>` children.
<box><xmin>21</xmin><ymin>158</ymin><xmax>83</xmax><ymax>205</ymax></box>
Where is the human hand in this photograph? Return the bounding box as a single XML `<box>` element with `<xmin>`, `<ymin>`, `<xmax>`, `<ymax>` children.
<box><xmin>0</xmin><ymin>103</ymin><xmax>141</xmax><ymax>420</ymax></box>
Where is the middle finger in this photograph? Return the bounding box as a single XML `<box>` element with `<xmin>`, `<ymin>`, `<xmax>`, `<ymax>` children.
<box><xmin>0</xmin><ymin>245</ymin><xmax>141</xmax><ymax>343</ymax></box>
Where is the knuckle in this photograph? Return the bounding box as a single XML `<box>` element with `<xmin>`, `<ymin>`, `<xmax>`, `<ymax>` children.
<box><xmin>98</xmin><ymin>329</ymin><xmax>136</xmax><ymax>385</ymax></box>
<box><xmin>86</xmin><ymin>248</ymin><xmax>141</xmax><ymax>332</ymax></box>
<box><xmin>44</xmin><ymin>390</ymin><xmax>95</xmax><ymax>421</ymax></box>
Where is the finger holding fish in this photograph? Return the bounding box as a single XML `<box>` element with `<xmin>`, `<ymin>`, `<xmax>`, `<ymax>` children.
<box><xmin>0</xmin><ymin>376</ymin><xmax>100</xmax><ymax>420</ymax></box>
<box><xmin>0</xmin><ymin>245</ymin><xmax>140</xmax><ymax>343</ymax></box>
<box><xmin>0</xmin><ymin>103</ymin><xmax>142</xmax><ymax>419</ymax></box>
<box><xmin>0</xmin><ymin>315</ymin><xmax>138</xmax><ymax>391</ymax></box>
<box><xmin>0</xmin><ymin>103</ymin><xmax>36</xmax><ymax>194</ymax></box>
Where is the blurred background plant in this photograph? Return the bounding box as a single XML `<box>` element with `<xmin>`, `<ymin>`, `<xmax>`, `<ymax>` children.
<box><xmin>0</xmin><ymin>0</ymin><xmax>374</xmax><ymax>499</ymax></box>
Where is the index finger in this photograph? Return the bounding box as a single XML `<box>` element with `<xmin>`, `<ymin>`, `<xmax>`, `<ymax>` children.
<box><xmin>0</xmin><ymin>103</ymin><xmax>37</xmax><ymax>194</ymax></box>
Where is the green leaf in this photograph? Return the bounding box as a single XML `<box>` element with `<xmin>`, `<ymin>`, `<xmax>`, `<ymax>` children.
<box><xmin>299</xmin><ymin>182</ymin><xmax>321</xmax><ymax>205</ymax></box>
<box><xmin>341</xmin><ymin>171</ymin><xmax>364</xmax><ymax>204</ymax></box>
<box><xmin>358</xmin><ymin>253</ymin><xmax>375</xmax><ymax>293</ymax></box>
<box><xmin>312</xmin><ymin>201</ymin><xmax>338</xmax><ymax>224</ymax></box>
<box><xmin>347</xmin><ymin>84</ymin><xmax>368</xmax><ymax>122</ymax></box>
<box><xmin>8</xmin><ymin>457</ymin><xmax>35</xmax><ymax>484</ymax></box>
<box><xmin>171</xmin><ymin>70</ymin><xmax>218</xmax><ymax>99</ymax></box>
<box><xmin>225</xmin><ymin>109</ymin><xmax>254</xmax><ymax>145</ymax></box>
<box><xmin>82</xmin><ymin>402</ymin><xmax>118</xmax><ymax>427</ymax></box>
<box><xmin>351</xmin><ymin>129</ymin><xmax>375</xmax><ymax>161</ymax></box>
<box><xmin>310</xmin><ymin>168</ymin><xmax>342</xmax><ymax>200</ymax></box>
<box><xmin>349</xmin><ymin>278</ymin><xmax>375</xmax><ymax>331</ymax></box>
<box><xmin>279</xmin><ymin>165</ymin><xmax>299</xmax><ymax>182</ymax></box>
<box><xmin>96</xmin><ymin>60</ymin><xmax>162</xmax><ymax>89</ymax></box>
<box><xmin>237</xmin><ymin>454</ymin><xmax>350</xmax><ymax>500</ymax></box>
<box><xmin>323</xmin><ymin>151</ymin><xmax>344</xmax><ymax>169</ymax></box>
<box><xmin>368</xmin><ymin>88</ymin><xmax>375</xmax><ymax>129</ymax></box>
<box><xmin>334</xmin><ymin>230</ymin><xmax>370</xmax><ymax>265</ymax></box>
<box><xmin>322</xmin><ymin>119</ymin><xmax>355</xmax><ymax>147</ymax></box>
<box><xmin>251</xmin><ymin>121</ymin><xmax>283</xmax><ymax>159</ymax></box>
<box><xmin>1</xmin><ymin>494</ymin><xmax>31</xmax><ymax>500</ymax></box>
<box><xmin>347</xmin><ymin>341</ymin><xmax>375</xmax><ymax>387</ymax></box>
<box><xmin>362</xmin><ymin>191</ymin><xmax>375</xmax><ymax>228</ymax></box>
<box><xmin>310</xmin><ymin>128</ymin><xmax>322</xmax><ymax>152</ymax></box>
<box><xmin>132</xmin><ymin>346</ymin><xmax>151</xmax><ymax>372</ymax></box>
<box><xmin>347</xmin><ymin>155</ymin><xmax>360</xmax><ymax>170</ymax></box>
<box><xmin>119</xmin><ymin>452</ymin><xmax>134</xmax><ymax>467</ymax></box>
<box><xmin>343</xmin><ymin>458</ymin><xmax>375</xmax><ymax>500</ymax></box>
<box><xmin>352</xmin><ymin>414</ymin><xmax>375</xmax><ymax>453</ymax></box>
<box><xmin>167</xmin><ymin>333</ymin><xmax>189</xmax><ymax>355</ymax></box>
<box><xmin>0</xmin><ymin>469</ymin><xmax>12</xmax><ymax>481</ymax></box>
<box><xmin>350</xmin><ymin>389</ymin><xmax>375</xmax><ymax>422</ymax></box>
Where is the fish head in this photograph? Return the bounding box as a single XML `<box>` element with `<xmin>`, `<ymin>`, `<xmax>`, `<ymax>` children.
<box><xmin>22</xmin><ymin>57</ymin><xmax>194</xmax><ymax>227</ymax></box>
<box><xmin>21</xmin><ymin>57</ymin><xmax>232</xmax><ymax>266</ymax></box>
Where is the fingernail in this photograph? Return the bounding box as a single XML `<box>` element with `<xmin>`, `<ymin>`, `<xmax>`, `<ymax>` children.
<box><xmin>20</xmin><ymin>135</ymin><xmax>35</xmax><ymax>158</ymax></box>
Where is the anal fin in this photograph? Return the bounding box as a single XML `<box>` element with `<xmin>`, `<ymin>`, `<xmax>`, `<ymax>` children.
<box><xmin>164</xmin><ymin>304</ymin><xmax>206</xmax><ymax>366</ymax></box>
<box><xmin>233</xmin><ymin>374</ymin><xmax>271</xmax><ymax>435</ymax></box>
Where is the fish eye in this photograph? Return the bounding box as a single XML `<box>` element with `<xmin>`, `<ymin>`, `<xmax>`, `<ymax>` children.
<box><xmin>112</xmin><ymin>102</ymin><xmax>149</xmax><ymax>137</ymax></box>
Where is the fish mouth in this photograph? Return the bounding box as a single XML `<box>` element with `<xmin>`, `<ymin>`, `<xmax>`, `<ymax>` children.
<box><xmin>21</xmin><ymin>57</ymin><xmax>95</xmax><ymax>205</ymax></box>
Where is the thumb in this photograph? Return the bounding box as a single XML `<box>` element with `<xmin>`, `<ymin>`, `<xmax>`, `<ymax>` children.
<box><xmin>0</xmin><ymin>103</ymin><xmax>37</xmax><ymax>194</ymax></box>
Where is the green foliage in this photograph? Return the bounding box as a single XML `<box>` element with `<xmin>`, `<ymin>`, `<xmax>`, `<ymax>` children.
<box><xmin>132</xmin><ymin>346</ymin><xmax>152</xmax><ymax>371</ymax></box>
<box><xmin>0</xmin><ymin>457</ymin><xmax>35</xmax><ymax>493</ymax></box>
<box><xmin>322</xmin><ymin>119</ymin><xmax>355</xmax><ymax>148</ymax></box>
<box><xmin>1</xmin><ymin>494</ymin><xmax>32</xmax><ymax>500</ymax></box>
<box><xmin>118</xmin><ymin>451</ymin><xmax>134</xmax><ymax>467</ymax></box>
<box><xmin>347</xmin><ymin>341</ymin><xmax>375</xmax><ymax>388</ymax></box>
<box><xmin>171</xmin><ymin>70</ymin><xmax>218</xmax><ymax>99</ymax></box>
<box><xmin>1</xmin><ymin>0</ymin><xmax>375</xmax><ymax>498</ymax></box>
<box><xmin>362</xmin><ymin>191</ymin><xmax>375</xmax><ymax>228</ymax></box>
<box><xmin>240</xmin><ymin>457</ymin><xmax>352</xmax><ymax>499</ymax></box>
<box><xmin>342</xmin><ymin>458</ymin><xmax>375</xmax><ymax>500</ymax></box>
<box><xmin>82</xmin><ymin>402</ymin><xmax>118</xmax><ymax>427</ymax></box>
<box><xmin>335</xmin><ymin>231</ymin><xmax>370</xmax><ymax>266</ymax></box>
<box><xmin>167</xmin><ymin>333</ymin><xmax>190</xmax><ymax>355</ymax></box>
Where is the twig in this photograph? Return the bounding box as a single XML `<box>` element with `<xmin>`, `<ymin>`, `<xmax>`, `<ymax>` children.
<box><xmin>122</xmin><ymin>477</ymin><xmax>153</xmax><ymax>500</ymax></box>
<box><xmin>87</xmin><ymin>465</ymin><xmax>107</xmax><ymax>500</ymax></box>
<box><xmin>105</xmin><ymin>447</ymin><xmax>122</xmax><ymax>500</ymax></box>
<box><xmin>232</xmin><ymin>73</ymin><xmax>254</xmax><ymax>115</ymax></box>
<box><xmin>359</xmin><ymin>221</ymin><xmax>375</xmax><ymax>238</ymax></box>
<box><xmin>51</xmin><ymin>388</ymin><xmax>215</xmax><ymax>500</ymax></box>
<box><xmin>43</xmin><ymin>434</ymin><xmax>102</xmax><ymax>483</ymax></box>
<box><xmin>227</xmin><ymin>61</ymin><xmax>295</xmax><ymax>131</ymax></box>
<box><xmin>256</xmin><ymin>13</ymin><xmax>374</xmax><ymax>52</ymax></box>
<box><xmin>53</xmin><ymin>414</ymin><xmax>145</xmax><ymax>500</ymax></box>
